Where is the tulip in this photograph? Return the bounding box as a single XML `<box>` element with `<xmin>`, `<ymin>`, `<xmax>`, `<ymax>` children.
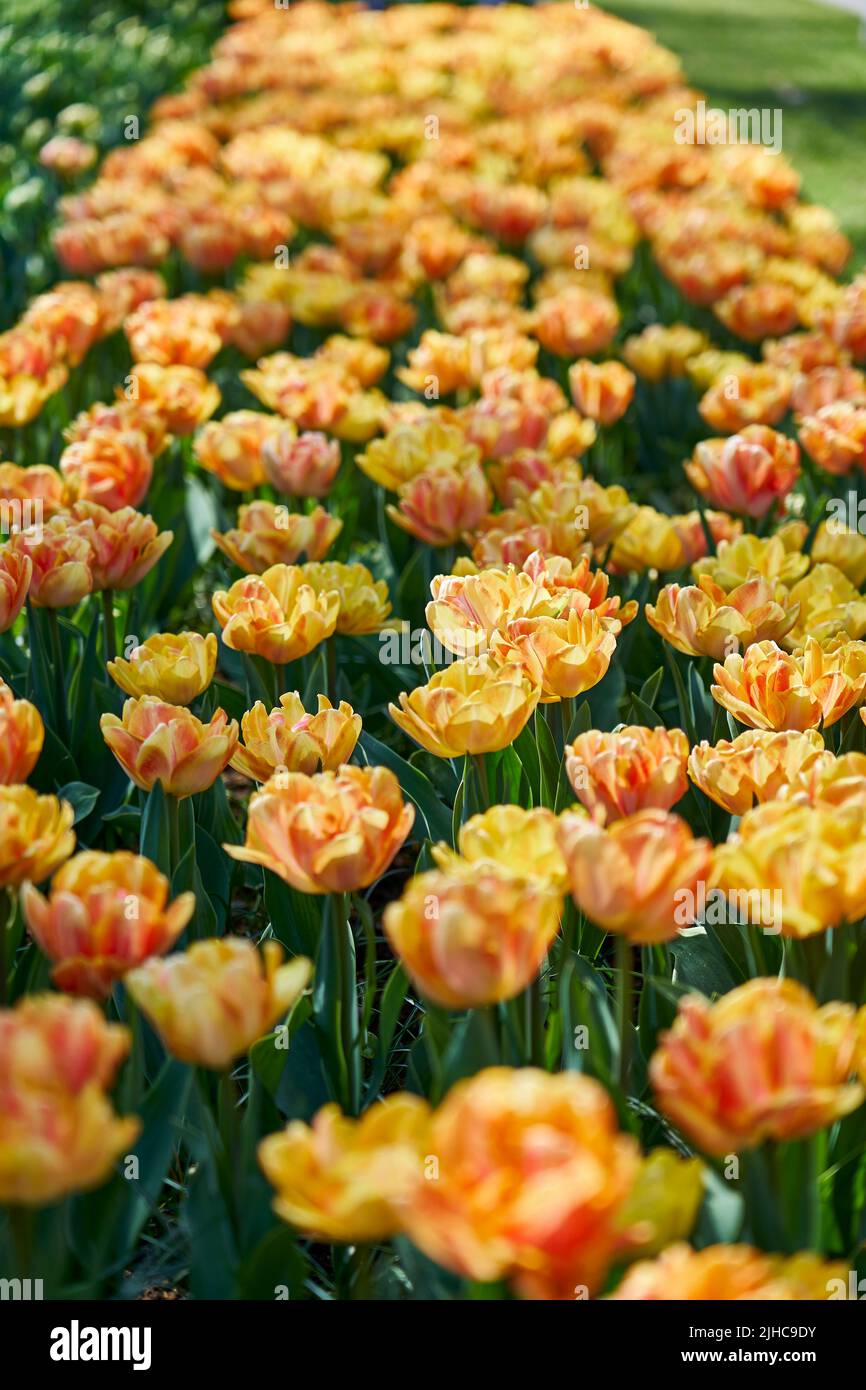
<box><xmin>645</xmin><ymin>576</ymin><xmax>796</xmax><ymax>659</ymax></box>
<box><xmin>688</xmin><ymin>728</ymin><xmax>829</xmax><ymax>815</ymax></box>
<box><xmin>400</xmin><ymin>1067</ymin><xmax>639</xmax><ymax>1300</ymax></box>
<box><xmin>21</xmin><ymin>850</ymin><xmax>195</xmax><ymax>999</ymax></box>
<box><xmin>59</xmin><ymin>427</ymin><xmax>153</xmax><ymax>512</ymax></box>
<box><xmin>231</xmin><ymin>693</ymin><xmax>361</xmax><ymax>783</ymax></box>
<box><xmin>262</xmin><ymin>428</ymin><xmax>342</xmax><ymax>498</ymax></box>
<box><xmin>611</xmin><ymin>1244</ymin><xmax>847</xmax><ymax>1301</ymax></box>
<box><xmin>68</xmin><ymin>501</ymin><xmax>173</xmax><ymax>591</ymax></box>
<box><xmin>565</xmin><ymin>726</ymin><xmax>689</xmax><ymax>823</ymax></box>
<box><xmin>193</xmin><ymin>410</ymin><xmax>283</xmax><ymax>491</ymax></box>
<box><xmin>226</xmin><ymin>765</ymin><xmax>414</xmax><ymax>894</ymax></box>
<box><xmin>426</xmin><ymin>567</ymin><xmax>556</xmax><ymax>659</ymax></box>
<box><xmin>126</xmin><ymin>937</ymin><xmax>312</xmax><ymax>1070</ymax></box>
<box><xmin>491</xmin><ymin>610</ymin><xmax>617</xmax><ymax>701</ymax></box>
<box><xmin>356</xmin><ymin>418</ymin><xmax>478</xmax><ymax>491</ymax></box>
<box><xmin>782</xmin><ymin>564</ymin><xmax>866</xmax><ymax>650</ymax></box>
<box><xmin>212</xmin><ymin>564</ymin><xmax>340</xmax><ymax>664</ymax></box>
<box><xmin>124</xmin><ymin>298</ymin><xmax>224</xmax><ymax>371</ymax></box>
<box><xmin>107</xmin><ymin>631</ymin><xmax>217</xmax><ymax>705</ymax></box>
<box><xmin>557</xmin><ymin>808</ymin><xmax>712</xmax><ymax>944</ymax></box>
<box><xmin>259</xmin><ymin>1095</ymin><xmax>431</xmax><ymax>1242</ymax></box>
<box><xmin>125</xmin><ymin>363</ymin><xmax>220</xmax><ymax>435</ymax></box>
<box><xmin>100</xmin><ymin>697</ymin><xmax>238</xmax><ymax>799</ymax></box>
<box><xmin>786</xmin><ymin>749</ymin><xmax>866</xmax><ymax>810</ymax></box>
<box><xmin>798</xmin><ymin>401</ymin><xmax>866</xmax><ymax>476</ymax></box>
<box><xmin>650</xmin><ymin>979</ymin><xmax>863</xmax><ymax>1153</ymax></box>
<box><xmin>811</xmin><ymin>521</ymin><xmax>866</xmax><ymax>588</ymax></box>
<box><xmin>692</xmin><ymin>531</ymin><xmax>809</xmax><ymax>591</ymax></box>
<box><xmin>616</xmin><ymin>1150</ymin><xmax>704</xmax><ymax>1260</ymax></box>
<box><xmin>0</xmin><ymin>546</ymin><xmax>32</xmax><ymax>631</ymax></box>
<box><xmin>622</xmin><ymin>323</ymin><xmax>709</xmax><ymax>382</ymax></box>
<box><xmin>299</xmin><ymin>561</ymin><xmax>392</xmax><ymax>635</ymax></box>
<box><xmin>0</xmin><ymin>787</ymin><xmax>75</xmax><ymax>888</ymax></box>
<box><xmin>211</xmin><ymin>501</ymin><xmax>342</xmax><ymax>573</ymax></box>
<box><xmin>387</xmin><ymin>460</ymin><xmax>491</xmax><ymax>547</ymax></box>
<box><xmin>698</xmin><ymin>364</ymin><xmax>792</xmax><ymax>433</ymax></box>
<box><xmin>711</xmin><ymin>638</ymin><xmax>866</xmax><ymax>731</ymax></box>
<box><xmin>0</xmin><ymin>462</ymin><xmax>69</xmax><ymax>518</ymax></box>
<box><xmin>432</xmin><ymin>804</ymin><xmax>568</xmax><ymax>888</ymax></box>
<box><xmin>710</xmin><ymin>799</ymin><xmax>866</xmax><ymax>938</ymax></box>
<box><xmin>389</xmin><ymin>655</ymin><xmax>540</xmax><ymax>759</ymax></box>
<box><xmin>568</xmin><ymin>359</ymin><xmax>635</xmax><ymax>425</ymax></box>
<box><xmin>0</xmin><ymin>682</ymin><xmax>43</xmax><ymax>784</ymax></box>
<box><xmin>13</xmin><ymin>517</ymin><xmax>92</xmax><ymax>608</ymax></box>
<box><xmin>533</xmin><ymin>287</ymin><xmax>619</xmax><ymax>358</ymax></box>
<box><xmin>383</xmin><ymin>864</ymin><xmax>561</xmax><ymax>1009</ymax></box>
<box><xmin>0</xmin><ymin>993</ymin><xmax>138</xmax><ymax>1206</ymax></box>
<box><xmin>685</xmin><ymin>427</ymin><xmax>800</xmax><ymax>518</ymax></box>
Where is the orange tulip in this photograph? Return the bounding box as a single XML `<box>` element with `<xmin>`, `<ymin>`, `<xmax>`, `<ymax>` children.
<box><xmin>698</xmin><ymin>363</ymin><xmax>791</xmax><ymax>433</ymax></box>
<box><xmin>565</xmin><ymin>726</ymin><xmax>689</xmax><ymax>823</ymax></box>
<box><xmin>0</xmin><ymin>681</ymin><xmax>43</xmax><ymax>784</ymax></box>
<box><xmin>227</xmin><ymin>764</ymin><xmax>414</xmax><ymax>894</ymax></box>
<box><xmin>401</xmin><ymin>1067</ymin><xmax>639</xmax><ymax>1300</ymax></box>
<box><xmin>688</xmin><ymin>728</ymin><xmax>829</xmax><ymax>815</ymax></box>
<box><xmin>557</xmin><ymin>809</ymin><xmax>712</xmax><ymax>944</ymax></box>
<box><xmin>231</xmin><ymin>693</ymin><xmax>361</xmax><ymax>783</ymax></box>
<box><xmin>211</xmin><ymin>501</ymin><xmax>342</xmax><ymax>573</ymax></box>
<box><xmin>12</xmin><ymin>516</ymin><xmax>92</xmax><ymax>608</ymax></box>
<box><xmin>193</xmin><ymin>410</ymin><xmax>283</xmax><ymax>491</ymax></box>
<box><xmin>262</xmin><ymin>428</ymin><xmax>342</xmax><ymax>499</ymax></box>
<box><xmin>100</xmin><ymin>697</ymin><xmax>238</xmax><ymax>798</ymax></box>
<box><xmin>798</xmin><ymin>401</ymin><xmax>866</xmax><ymax>476</ymax></box>
<box><xmin>491</xmin><ymin>609</ymin><xmax>617</xmax><ymax>701</ymax></box>
<box><xmin>568</xmin><ymin>359</ymin><xmax>635</xmax><ymax>425</ymax></box>
<box><xmin>22</xmin><ymin>850</ymin><xmax>195</xmax><ymax>999</ymax></box>
<box><xmin>126</xmin><ymin>937</ymin><xmax>311</xmax><ymax>1070</ymax></box>
<box><xmin>212</xmin><ymin>564</ymin><xmax>340</xmax><ymax>664</ymax></box>
<box><xmin>685</xmin><ymin>427</ymin><xmax>800</xmax><ymax>518</ymax></box>
<box><xmin>645</xmin><ymin>576</ymin><xmax>796</xmax><ymax>659</ymax></box>
<box><xmin>124</xmin><ymin>363</ymin><xmax>220</xmax><ymax>435</ymax></box>
<box><xmin>69</xmin><ymin>501</ymin><xmax>173</xmax><ymax>591</ymax></box>
<box><xmin>387</xmin><ymin>460</ymin><xmax>491</xmax><ymax>548</ymax></box>
<box><xmin>0</xmin><ymin>546</ymin><xmax>32</xmax><ymax>631</ymax></box>
<box><xmin>60</xmin><ymin>426</ymin><xmax>153</xmax><ymax>511</ymax></box>
<box><xmin>712</xmin><ymin>638</ymin><xmax>866</xmax><ymax>731</ymax></box>
<box><xmin>383</xmin><ymin>863</ymin><xmax>561</xmax><ymax>1009</ymax></box>
<box><xmin>611</xmin><ymin>1244</ymin><xmax>847</xmax><ymax>1301</ymax></box>
<box><xmin>0</xmin><ymin>786</ymin><xmax>75</xmax><ymax>888</ymax></box>
<box><xmin>650</xmin><ymin>979</ymin><xmax>863</xmax><ymax>1154</ymax></box>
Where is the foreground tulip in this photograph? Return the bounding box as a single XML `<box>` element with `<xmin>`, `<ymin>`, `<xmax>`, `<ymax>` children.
<box><xmin>688</xmin><ymin>728</ymin><xmax>829</xmax><ymax>815</ymax></box>
<box><xmin>389</xmin><ymin>655</ymin><xmax>540</xmax><ymax>758</ymax></box>
<box><xmin>212</xmin><ymin>564</ymin><xmax>340</xmax><ymax>664</ymax></box>
<box><xmin>13</xmin><ymin>518</ymin><xmax>92</xmax><ymax>608</ymax></box>
<box><xmin>0</xmin><ymin>786</ymin><xmax>75</xmax><ymax>888</ymax></box>
<box><xmin>711</xmin><ymin>638</ymin><xmax>866</xmax><ymax>731</ymax></box>
<box><xmin>231</xmin><ymin>693</ymin><xmax>361</xmax><ymax>783</ymax></box>
<box><xmin>565</xmin><ymin>726</ymin><xmax>689</xmax><ymax>823</ymax></box>
<box><xmin>126</xmin><ymin>937</ymin><xmax>311</xmax><ymax>1070</ymax></box>
<box><xmin>259</xmin><ymin>1095</ymin><xmax>430</xmax><ymax>1242</ymax></box>
<box><xmin>710</xmin><ymin>800</ymin><xmax>866</xmax><ymax>937</ymax></box>
<box><xmin>645</xmin><ymin>576</ymin><xmax>796</xmax><ymax>659</ymax></box>
<box><xmin>400</xmin><ymin>1067</ymin><xmax>639</xmax><ymax>1300</ymax></box>
<box><xmin>557</xmin><ymin>809</ymin><xmax>712</xmax><ymax>943</ymax></box>
<box><xmin>212</xmin><ymin>501</ymin><xmax>342</xmax><ymax>573</ymax></box>
<box><xmin>0</xmin><ymin>546</ymin><xmax>31</xmax><ymax>631</ymax></box>
<box><xmin>107</xmin><ymin>631</ymin><xmax>217</xmax><ymax>705</ymax></box>
<box><xmin>100</xmin><ymin>698</ymin><xmax>238</xmax><ymax>798</ymax></box>
<box><xmin>21</xmin><ymin>850</ymin><xmax>195</xmax><ymax>998</ymax></box>
<box><xmin>491</xmin><ymin>610</ymin><xmax>617</xmax><ymax>701</ymax></box>
<box><xmin>432</xmin><ymin>804</ymin><xmax>567</xmax><ymax>888</ymax></box>
<box><xmin>611</xmin><ymin>1244</ymin><xmax>847</xmax><ymax>1301</ymax></box>
<box><xmin>685</xmin><ymin>426</ymin><xmax>799</xmax><ymax>518</ymax></box>
<box><xmin>0</xmin><ymin>993</ymin><xmax>138</xmax><ymax>1205</ymax></box>
<box><xmin>227</xmin><ymin>765</ymin><xmax>414</xmax><ymax>894</ymax></box>
<box><xmin>650</xmin><ymin>979</ymin><xmax>863</xmax><ymax>1154</ymax></box>
<box><xmin>0</xmin><ymin>682</ymin><xmax>43</xmax><ymax>784</ymax></box>
<box><xmin>383</xmin><ymin>864</ymin><xmax>561</xmax><ymax>1009</ymax></box>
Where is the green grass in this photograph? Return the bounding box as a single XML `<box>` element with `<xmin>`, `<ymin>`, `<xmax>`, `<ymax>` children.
<box><xmin>603</xmin><ymin>0</ymin><xmax>866</xmax><ymax>268</ymax></box>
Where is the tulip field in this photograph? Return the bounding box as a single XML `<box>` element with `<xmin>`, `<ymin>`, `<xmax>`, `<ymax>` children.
<box><xmin>4</xmin><ymin>0</ymin><xmax>866</xmax><ymax>1317</ymax></box>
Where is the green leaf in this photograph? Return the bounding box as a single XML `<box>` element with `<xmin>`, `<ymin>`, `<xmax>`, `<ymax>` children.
<box><xmin>359</xmin><ymin>731</ymin><xmax>451</xmax><ymax>842</ymax></box>
<box><xmin>55</xmin><ymin>781</ymin><xmax>100</xmax><ymax>824</ymax></box>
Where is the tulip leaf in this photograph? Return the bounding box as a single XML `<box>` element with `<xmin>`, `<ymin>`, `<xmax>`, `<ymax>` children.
<box><xmin>235</xmin><ymin>1225</ymin><xmax>309</xmax><ymax>1301</ymax></box>
<box><xmin>358</xmin><ymin>730</ymin><xmax>452</xmax><ymax>843</ymax></box>
<box><xmin>55</xmin><ymin>780</ymin><xmax>100</xmax><ymax>824</ymax></box>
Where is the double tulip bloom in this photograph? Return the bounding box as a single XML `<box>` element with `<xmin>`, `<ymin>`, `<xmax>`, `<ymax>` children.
<box><xmin>231</xmin><ymin>693</ymin><xmax>361</xmax><ymax>783</ymax></box>
<box><xmin>557</xmin><ymin>808</ymin><xmax>712</xmax><ymax>943</ymax></box>
<box><xmin>212</xmin><ymin>564</ymin><xmax>340</xmax><ymax>665</ymax></box>
<box><xmin>645</xmin><ymin>576</ymin><xmax>796</xmax><ymax>660</ymax></box>
<box><xmin>0</xmin><ymin>547</ymin><xmax>32</xmax><ymax>631</ymax></box>
<box><xmin>568</xmin><ymin>359</ymin><xmax>635</xmax><ymax>425</ymax></box>
<box><xmin>688</xmin><ymin>728</ymin><xmax>828</xmax><ymax>815</ymax></box>
<box><xmin>490</xmin><ymin>609</ymin><xmax>617</xmax><ymax>702</ymax></box>
<box><xmin>126</xmin><ymin>937</ymin><xmax>311</xmax><ymax>1071</ymax></box>
<box><xmin>565</xmin><ymin>725</ymin><xmax>689</xmax><ymax>823</ymax></box>
<box><xmin>0</xmin><ymin>682</ymin><xmax>43</xmax><ymax>784</ymax></box>
<box><xmin>432</xmin><ymin>804</ymin><xmax>568</xmax><ymax>889</ymax></box>
<box><xmin>100</xmin><ymin>697</ymin><xmax>238</xmax><ymax>798</ymax></box>
<box><xmin>0</xmin><ymin>786</ymin><xmax>75</xmax><ymax>888</ymax></box>
<box><xmin>686</xmin><ymin>426</ymin><xmax>799</xmax><ymax>517</ymax></box>
<box><xmin>107</xmin><ymin>631</ymin><xmax>217</xmax><ymax>705</ymax></box>
<box><xmin>259</xmin><ymin>1094</ymin><xmax>430</xmax><ymax>1242</ymax></box>
<box><xmin>193</xmin><ymin>410</ymin><xmax>283</xmax><ymax>491</ymax></box>
<box><xmin>389</xmin><ymin>655</ymin><xmax>540</xmax><ymax>758</ymax></box>
<box><xmin>0</xmin><ymin>994</ymin><xmax>139</xmax><ymax>1205</ymax></box>
<box><xmin>227</xmin><ymin>764</ymin><xmax>414</xmax><ymax>894</ymax></box>
<box><xmin>22</xmin><ymin>850</ymin><xmax>195</xmax><ymax>998</ymax></box>
<box><xmin>612</xmin><ymin>1244</ymin><xmax>846</xmax><ymax>1301</ymax></box>
<box><xmin>211</xmin><ymin>501</ymin><xmax>342</xmax><ymax>573</ymax></box>
<box><xmin>712</xmin><ymin>638</ymin><xmax>866</xmax><ymax>730</ymax></box>
<box><xmin>650</xmin><ymin>979</ymin><xmax>863</xmax><ymax>1153</ymax></box>
<box><xmin>383</xmin><ymin>862</ymin><xmax>562</xmax><ymax>1008</ymax></box>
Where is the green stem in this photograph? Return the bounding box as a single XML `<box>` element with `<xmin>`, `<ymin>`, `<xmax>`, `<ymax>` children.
<box><xmin>471</xmin><ymin>752</ymin><xmax>490</xmax><ymax>811</ymax></box>
<box><xmin>615</xmin><ymin>935</ymin><xmax>634</xmax><ymax>1093</ymax></box>
<box><xmin>101</xmin><ymin>588</ymin><xmax>116</xmax><ymax>664</ymax></box>
<box><xmin>46</xmin><ymin>608</ymin><xmax>69</xmax><ymax>744</ymax></box>
<box><xmin>0</xmin><ymin>887</ymin><xmax>12</xmax><ymax>1006</ymax></box>
<box><xmin>525</xmin><ymin>972</ymin><xmax>545</xmax><ymax>1068</ymax></box>
<box><xmin>167</xmin><ymin>793</ymin><xmax>181</xmax><ymax>881</ymax></box>
<box><xmin>325</xmin><ymin>633</ymin><xmax>338</xmax><ymax>703</ymax></box>
<box><xmin>331</xmin><ymin>893</ymin><xmax>361</xmax><ymax>1115</ymax></box>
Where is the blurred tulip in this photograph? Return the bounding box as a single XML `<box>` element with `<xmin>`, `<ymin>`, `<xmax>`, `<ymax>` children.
<box><xmin>60</xmin><ymin>426</ymin><xmax>153</xmax><ymax>511</ymax></box>
<box><xmin>685</xmin><ymin>427</ymin><xmax>799</xmax><ymax>518</ymax></box>
<box><xmin>612</xmin><ymin>1244</ymin><xmax>847</xmax><ymax>1301</ymax></box>
<box><xmin>125</xmin><ymin>363</ymin><xmax>220</xmax><ymax>435</ymax></box>
<box><xmin>262</xmin><ymin>428</ymin><xmax>342</xmax><ymax>499</ymax></box>
<box><xmin>0</xmin><ymin>546</ymin><xmax>32</xmax><ymax>631</ymax></box>
<box><xmin>0</xmin><ymin>786</ymin><xmax>75</xmax><ymax>888</ymax></box>
<box><xmin>126</xmin><ymin>937</ymin><xmax>311</xmax><ymax>1070</ymax></box>
<box><xmin>387</xmin><ymin>460</ymin><xmax>491</xmax><ymax>547</ymax></box>
<box><xmin>22</xmin><ymin>850</ymin><xmax>195</xmax><ymax>999</ymax></box>
<box><xmin>688</xmin><ymin>728</ymin><xmax>829</xmax><ymax>815</ymax></box>
<box><xmin>356</xmin><ymin>418</ymin><xmax>477</xmax><ymax>491</ymax></box>
<box><xmin>0</xmin><ymin>682</ymin><xmax>43</xmax><ymax>784</ymax></box>
<box><xmin>212</xmin><ymin>501</ymin><xmax>342</xmax><ymax>573</ymax></box>
<box><xmin>568</xmin><ymin>359</ymin><xmax>635</xmax><ymax>425</ymax></box>
<box><xmin>193</xmin><ymin>410</ymin><xmax>282</xmax><ymax>491</ymax></box>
